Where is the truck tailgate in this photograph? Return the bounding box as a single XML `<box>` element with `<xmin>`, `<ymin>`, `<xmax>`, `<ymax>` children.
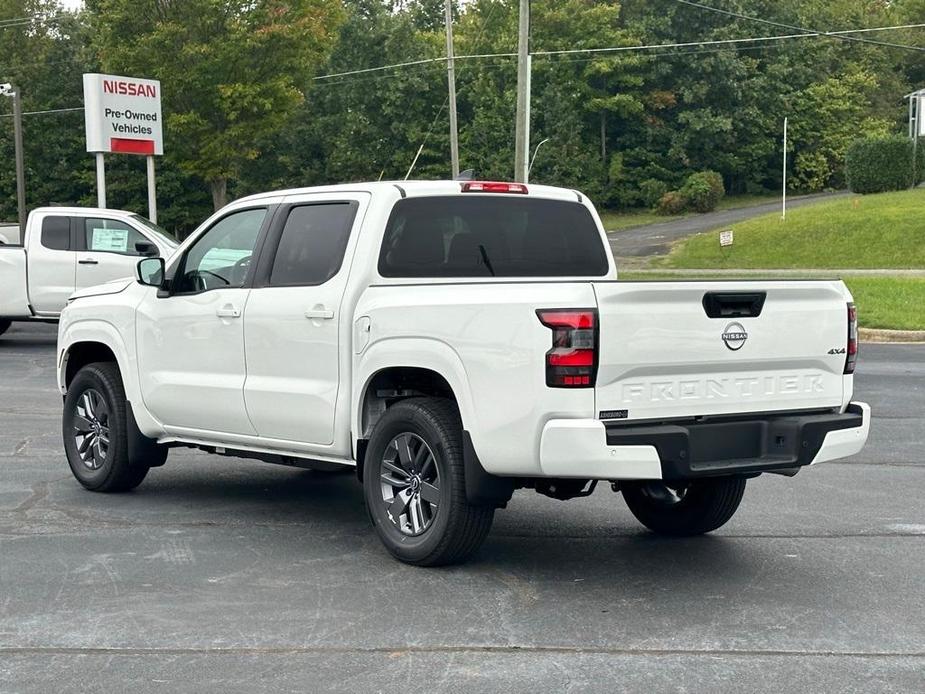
<box><xmin>0</xmin><ymin>246</ymin><xmax>30</xmax><ymax>318</ymax></box>
<box><xmin>592</xmin><ymin>281</ymin><xmax>850</xmax><ymax>421</ymax></box>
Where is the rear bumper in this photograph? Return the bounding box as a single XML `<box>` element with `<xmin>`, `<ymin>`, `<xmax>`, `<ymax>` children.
<box><xmin>538</xmin><ymin>402</ymin><xmax>870</xmax><ymax>481</ymax></box>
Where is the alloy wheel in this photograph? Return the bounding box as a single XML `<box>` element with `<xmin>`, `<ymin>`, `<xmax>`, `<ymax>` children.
<box><xmin>72</xmin><ymin>388</ymin><xmax>110</xmax><ymax>470</ymax></box>
<box><xmin>379</xmin><ymin>432</ymin><xmax>440</xmax><ymax>536</ymax></box>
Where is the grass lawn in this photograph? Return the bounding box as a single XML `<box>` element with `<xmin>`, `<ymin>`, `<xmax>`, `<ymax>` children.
<box><xmin>598</xmin><ymin>209</ymin><xmax>667</xmax><ymax>232</ymax></box>
<box><xmin>662</xmin><ymin>188</ymin><xmax>925</xmax><ymax>269</ymax></box>
<box><xmin>842</xmin><ymin>277</ymin><xmax>925</xmax><ymax>331</ymax></box>
<box><xmin>599</xmin><ymin>193</ymin><xmax>779</xmax><ymax>233</ymax></box>
<box><xmin>618</xmin><ymin>272</ymin><xmax>925</xmax><ymax>331</ymax></box>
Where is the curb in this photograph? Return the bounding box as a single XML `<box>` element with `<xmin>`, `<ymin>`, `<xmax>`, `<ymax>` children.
<box><xmin>860</xmin><ymin>328</ymin><xmax>925</xmax><ymax>344</ymax></box>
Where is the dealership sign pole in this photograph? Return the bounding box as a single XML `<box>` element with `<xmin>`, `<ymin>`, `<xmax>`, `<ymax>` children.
<box><xmin>83</xmin><ymin>73</ymin><xmax>163</xmax><ymax>221</ymax></box>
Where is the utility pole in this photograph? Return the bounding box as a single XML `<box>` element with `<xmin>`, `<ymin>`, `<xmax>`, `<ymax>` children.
<box><xmin>445</xmin><ymin>0</ymin><xmax>459</xmax><ymax>178</ymax></box>
<box><xmin>513</xmin><ymin>0</ymin><xmax>530</xmax><ymax>183</ymax></box>
<box><xmin>7</xmin><ymin>85</ymin><xmax>26</xmax><ymax>236</ymax></box>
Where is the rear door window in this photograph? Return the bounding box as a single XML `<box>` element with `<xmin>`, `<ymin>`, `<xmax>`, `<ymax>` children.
<box><xmin>40</xmin><ymin>216</ymin><xmax>71</xmax><ymax>251</ymax></box>
<box><xmin>378</xmin><ymin>196</ymin><xmax>608</xmax><ymax>278</ymax></box>
<box><xmin>269</xmin><ymin>203</ymin><xmax>358</xmax><ymax>286</ymax></box>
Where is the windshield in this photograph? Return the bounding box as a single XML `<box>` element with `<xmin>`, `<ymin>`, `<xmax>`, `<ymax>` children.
<box><xmin>378</xmin><ymin>196</ymin><xmax>609</xmax><ymax>278</ymax></box>
<box><xmin>131</xmin><ymin>214</ymin><xmax>179</xmax><ymax>249</ymax></box>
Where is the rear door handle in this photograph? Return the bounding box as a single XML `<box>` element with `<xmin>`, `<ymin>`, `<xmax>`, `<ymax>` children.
<box><xmin>78</xmin><ymin>258</ymin><xmax>99</xmax><ymax>265</ymax></box>
<box><xmin>216</xmin><ymin>305</ymin><xmax>241</xmax><ymax>318</ymax></box>
<box><xmin>304</xmin><ymin>308</ymin><xmax>335</xmax><ymax>320</ymax></box>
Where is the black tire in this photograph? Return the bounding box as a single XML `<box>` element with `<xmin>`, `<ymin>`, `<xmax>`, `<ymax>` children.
<box><xmin>363</xmin><ymin>397</ymin><xmax>495</xmax><ymax>566</ymax></box>
<box><xmin>62</xmin><ymin>362</ymin><xmax>154</xmax><ymax>492</ymax></box>
<box><xmin>622</xmin><ymin>476</ymin><xmax>746</xmax><ymax>536</ymax></box>
<box><xmin>0</xmin><ymin>319</ymin><xmax>11</xmax><ymax>337</ymax></box>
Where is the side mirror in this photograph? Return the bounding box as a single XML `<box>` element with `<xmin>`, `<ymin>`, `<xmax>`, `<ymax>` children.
<box><xmin>136</xmin><ymin>257</ymin><xmax>165</xmax><ymax>287</ymax></box>
<box><xmin>135</xmin><ymin>240</ymin><xmax>160</xmax><ymax>257</ymax></box>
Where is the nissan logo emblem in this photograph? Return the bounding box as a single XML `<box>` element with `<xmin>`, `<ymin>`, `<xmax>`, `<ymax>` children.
<box><xmin>722</xmin><ymin>322</ymin><xmax>748</xmax><ymax>351</ymax></box>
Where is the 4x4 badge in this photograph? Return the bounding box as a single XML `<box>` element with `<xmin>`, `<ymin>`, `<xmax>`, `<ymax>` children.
<box><xmin>722</xmin><ymin>322</ymin><xmax>748</xmax><ymax>351</ymax></box>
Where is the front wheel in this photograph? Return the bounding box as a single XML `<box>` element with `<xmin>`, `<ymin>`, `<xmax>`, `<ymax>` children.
<box><xmin>622</xmin><ymin>476</ymin><xmax>746</xmax><ymax>536</ymax></box>
<box><xmin>62</xmin><ymin>362</ymin><xmax>156</xmax><ymax>492</ymax></box>
<box><xmin>0</xmin><ymin>319</ymin><xmax>11</xmax><ymax>337</ymax></box>
<box><xmin>363</xmin><ymin>398</ymin><xmax>494</xmax><ymax>566</ymax></box>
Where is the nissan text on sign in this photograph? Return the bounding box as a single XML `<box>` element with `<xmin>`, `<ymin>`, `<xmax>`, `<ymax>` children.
<box><xmin>83</xmin><ymin>73</ymin><xmax>163</xmax><ymax>156</ymax></box>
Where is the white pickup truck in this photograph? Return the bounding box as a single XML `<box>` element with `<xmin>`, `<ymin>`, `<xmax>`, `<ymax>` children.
<box><xmin>0</xmin><ymin>223</ymin><xmax>20</xmax><ymax>245</ymax></box>
<box><xmin>0</xmin><ymin>207</ymin><xmax>177</xmax><ymax>337</ymax></box>
<box><xmin>56</xmin><ymin>181</ymin><xmax>870</xmax><ymax>565</ymax></box>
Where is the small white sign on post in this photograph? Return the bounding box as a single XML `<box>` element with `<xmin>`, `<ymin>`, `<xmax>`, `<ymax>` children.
<box><xmin>719</xmin><ymin>229</ymin><xmax>734</xmax><ymax>247</ymax></box>
<box><xmin>83</xmin><ymin>73</ymin><xmax>163</xmax><ymax>222</ymax></box>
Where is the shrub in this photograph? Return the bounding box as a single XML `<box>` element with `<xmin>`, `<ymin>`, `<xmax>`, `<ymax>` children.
<box><xmin>656</xmin><ymin>190</ymin><xmax>688</xmax><ymax>215</ymax></box>
<box><xmin>846</xmin><ymin>136</ymin><xmax>916</xmax><ymax>194</ymax></box>
<box><xmin>680</xmin><ymin>170</ymin><xmax>725</xmax><ymax>212</ymax></box>
<box><xmin>639</xmin><ymin>178</ymin><xmax>669</xmax><ymax>208</ymax></box>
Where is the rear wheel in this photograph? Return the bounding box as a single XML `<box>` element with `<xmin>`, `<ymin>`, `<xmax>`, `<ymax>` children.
<box><xmin>62</xmin><ymin>362</ymin><xmax>159</xmax><ymax>492</ymax></box>
<box><xmin>622</xmin><ymin>476</ymin><xmax>746</xmax><ymax>536</ymax></box>
<box><xmin>0</xmin><ymin>319</ymin><xmax>11</xmax><ymax>337</ymax></box>
<box><xmin>363</xmin><ymin>398</ymin><xmax>494</xmax><ymax>566</ymax></box>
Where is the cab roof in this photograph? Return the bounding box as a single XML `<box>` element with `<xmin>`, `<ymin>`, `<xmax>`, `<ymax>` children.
<box><xmin>234</xmin><ymin>180</ymin><xmax>586</xmax><ymax>205</ymax></box>
<box><xmin>32</xmin><ymin>206</ymin><xmax>139</xmax><ymax>218</ymax></box>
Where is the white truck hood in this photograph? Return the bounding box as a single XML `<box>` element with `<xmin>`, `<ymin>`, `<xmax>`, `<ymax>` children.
<box><xmin>69</xmin><ymin>277</ymin><xmax>134</xmax><ymax>301</ymax></box>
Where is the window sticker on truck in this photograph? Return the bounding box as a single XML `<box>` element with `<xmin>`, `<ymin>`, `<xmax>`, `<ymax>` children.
<box><xmin>90</xmin><ymin>228</ymin><xmax>129</xmax><ymax>253</ymax></box>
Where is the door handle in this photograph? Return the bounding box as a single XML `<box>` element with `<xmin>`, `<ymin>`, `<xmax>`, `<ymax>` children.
<box><xmin>216</xmin><ymin>306</ymin><xmax>241</xmax><ymax>318</ymax></box>
<box><xmin>78</xmin><ymin>258</ymin><xmax>99</xmax><ymax>265</ymax></box>
<box><xmin>304</xmin><ymin>308</ymin><xmax>335</xmax><ymax>320</ymax></box>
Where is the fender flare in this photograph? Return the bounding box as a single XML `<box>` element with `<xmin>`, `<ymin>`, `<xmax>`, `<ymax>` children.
<box><xmin>352</xmin><ymin>337</ymin><xmax>476</xmax><ymax>439</ymax></box>
<box><xmin>352</xmin><ymin>337</ymin><xmax>513</xmax><ymax>506</ymax></box>
<box><xmin>58</xmin><ymin>318</ymin><xmax>163</xmax><ymax>438</ymax></box>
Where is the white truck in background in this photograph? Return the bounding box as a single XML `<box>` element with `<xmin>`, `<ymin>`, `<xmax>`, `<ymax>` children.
<box><xmin>56</xmin><ymin>181</ymin><xmax>870</xmax><ymax>566</ymax></box>
<box><xmin>0</xmin><ymin>223</ymin><xmax>20</xmax><ymax>245</ymax></box>
<box><xmin>0</xmin><ymin>207</ymin><xmax>177</xmax><ymax>337</ymax></box>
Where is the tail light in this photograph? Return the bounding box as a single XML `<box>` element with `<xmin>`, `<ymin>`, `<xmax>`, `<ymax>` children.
<box><xmin>845</xmin><ymin>302</ymin><xmax>858</xmax><ymax>374</ymax></box>
<box><xmin>537</xmin><ymin>309</ymin><xmax>598</xmax><ymax>387</ymax></box>
<box><xmin>461</xmin><ymin>181</ymin><xmax>528</xmax><ymax>194</ymax></box>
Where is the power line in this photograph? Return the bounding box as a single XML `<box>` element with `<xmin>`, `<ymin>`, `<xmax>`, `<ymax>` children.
<box><xmin>673</xmin><ymin>0</ymin><xmax>925</xmax><ymax>53</ymax></box>
<box><xmin>525</xmin><ymin>24</ymin><xmax>925</xmax><ymax>56</ymax></box>
<box><xmin>314</xmin><ymin>51</ymin><xmax>516</xmax><ymax>81</ymax></box>
<box><xmin>314</xmin><ymin>22</ymin><xmax>925</xmax><ymax>81</ymax></box>
<box><xmin>543</xmin><ymin>41</ymin><xmax>809</xmax><ymax>67</ymax></box>
<box><xmin>0</xmin><ymin>106</ymin><xmax>83</xmax><ymax>118</ymax></box>
<box><xmin>8</xmin><ymin>22</ymin><xmax>925</xmax><ymax>117</ymax></box>
<box><xmin>0</xmin><ymin>13</ymin><xmax>64</xmax><ymax>30</ymax></box>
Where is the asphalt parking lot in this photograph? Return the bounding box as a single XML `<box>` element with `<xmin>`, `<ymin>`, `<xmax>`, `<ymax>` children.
<box><xmin>1</xmin><ymin>322</ymin><xmax>923</xmax><ymax>693</ymax></box>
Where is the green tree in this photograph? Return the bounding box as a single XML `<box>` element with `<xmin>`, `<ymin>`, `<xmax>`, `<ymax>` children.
<box><xmin>0</xmin><ymin>1</ymin><xmax>93</xmax><ymax>221</ymax></box>
<box><xmin>86</xmin><ymin>0</ymin><xmax>345</xmax><ymax>209</ymax></box>
<box><xmin>239</xmin><ymin>0</ymin><xmax>447</xmax><ymax>191</ymax></box>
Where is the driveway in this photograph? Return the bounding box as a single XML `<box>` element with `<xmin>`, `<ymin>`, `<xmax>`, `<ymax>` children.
<box><xmin>609</xmin><ymin>192</ymin><xmax>848</xmax><ymax>259</ymax></box>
